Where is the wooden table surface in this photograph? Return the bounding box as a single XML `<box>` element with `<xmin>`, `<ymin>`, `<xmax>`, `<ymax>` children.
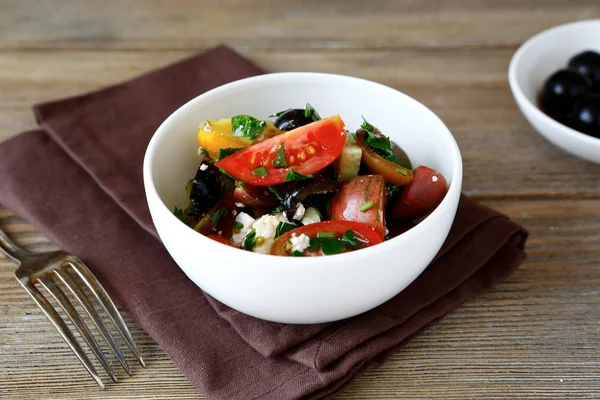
<box><xmin>1</xmin><ymin>1</ymin><xmax>600</xmax><ymax>399</ymax></box>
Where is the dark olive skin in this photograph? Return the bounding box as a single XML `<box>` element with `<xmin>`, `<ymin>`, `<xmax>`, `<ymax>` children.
<box><xmin>187</xmin><ymin>162</ymin><xmax>222</xmax><ymax>217</ymax></box>
<box><xmin>540</xmin><ymin>69</ymin><xmax>592</xmax><ymax>122</ymax></box>
<box><xmin>570</xmin><ymin>94</ymin><xmax>600</xmax><ymax>138</ymax></box>
<box><xmin>274</xmin><ymin>109</ymin><xmax>313</xmax><ymax>131</ymax></box>
<box><xmin>568</xmin><ymin>50</ymin><xmax>600</xmax><ymax>91</ymax></box>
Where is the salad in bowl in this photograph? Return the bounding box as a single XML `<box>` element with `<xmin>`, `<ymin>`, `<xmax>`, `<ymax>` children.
<box><xmin>175</xmin><ymin>104</ymin><xmax>448</xmax><ymax>257</ymax></box>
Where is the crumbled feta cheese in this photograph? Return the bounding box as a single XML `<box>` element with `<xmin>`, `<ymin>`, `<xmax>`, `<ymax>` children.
<box><xmin>200</xmin><ymin>121</ymin><xmax>213</xmax><ymax>133</ymax></box>
<box><xmin>432</xmin><ymin>175</ymin><xmax>438</xmax><ymax>182</ymax></box>
<box><xmin>292</xmin><ymin>203</ymin><xmax>305</xmax><ymax>220</ymax></box>
<box><xmin>199</xmin><ymin>163</ymin><xmax>208</xmax><ymax>171</ymax></box>
<box><xmin>290</xmin><ymin>233</ymin><xmax>310</xmax><ymax>253</ymax></box>
<box><xmin>251</xmin><ymin>213</ymin><xmax>289</xmax><ymax>254</ymax></box>
<box><xmin>235</xmin><ymin>202</ymin><xmax>245</xmax><ymax>208</ymax></box>
<box><xmin>231</xmin><ymin>212</ymin><xmax>255</xmax><ymax>246</ymax></box>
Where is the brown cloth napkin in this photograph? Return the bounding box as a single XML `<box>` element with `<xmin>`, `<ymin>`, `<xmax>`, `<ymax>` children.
<box><xmin>0</xmin><ymin>46</ymin><xmax>528</xmax><ymax>399</ymax></box>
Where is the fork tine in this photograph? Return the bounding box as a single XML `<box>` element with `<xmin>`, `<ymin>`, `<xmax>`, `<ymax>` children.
<box><xmin>15</xmin><ymin>278</ymin><xmax>105</xmax><ymax>389</ymax></box>
<box><xmin>37</xmin><ymin>275</ymin><xmax>118</xmax><ymax>383</ymax></box>
<box><xmin>68</xmin><ymin>259</ymin><xmax>145</xmax><ymax>367</ymax></box>
<box><xmin>54</xmin><ymin>269</ymin><xmax>133</xmax><ymax>376</ymax></box>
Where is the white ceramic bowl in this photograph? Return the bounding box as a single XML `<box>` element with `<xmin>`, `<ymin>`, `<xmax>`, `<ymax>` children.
<box><xmin>509</xmin><ymin>20</ymin><xmax>600</xmax><ymax>164</ymax></box>
<box><xmin>143</xmin><ymin>73</ymin><xmax>463</xmax><ymax>323</ymax></box>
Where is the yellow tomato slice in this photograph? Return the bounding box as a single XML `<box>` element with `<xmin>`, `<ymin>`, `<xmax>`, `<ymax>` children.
<box><xmin>197</xmin><ymin>118</ymin><xmax>281</xmax><ymax>157</ymax></box>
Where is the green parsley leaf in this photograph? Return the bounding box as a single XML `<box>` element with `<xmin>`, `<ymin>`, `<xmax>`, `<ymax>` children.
<box><xmin>304</xmin><ymin>103</ymin><xmax>321</xmax><ymax>121</ymax></box>
<box><xmin>274</xmin><ymin>222</ymin><xmax>297</xmax><ymax>239</ymax></box>
<box><xmin>360</xmin><ymin>201</ymin><xmax>374</xmax><ymax>212</ymax></box>
<box><xmin>320</xmin><ymin>238</ymin><xmax>346</xmax><ymax>255</ymax></box>
<box><xmin>361</xmin><ymin>117</ymin><xmax>396</xmax><ymax>161</ymax></box>
<box><xmin>218</xmin><ymin>166</ymin><xmax>236</xmax><ymax>181</ymax></box>
<box><xmin>269</xmin><ymin>109</ymin><xmax>292</xmax><ymax>118</ymax></box>
<box><xmin>341</xmin><ymin>230</ymin><xmax>362</xmax><ymax>247</ymax></box>
<box><xmin>233</xmin><ymin>221</ymin><xmax>244</xmax><ymax>230</ymax></box>
<box><xmin>271</xmin><ymin>205</ymin><xmax>284</xmax><ymax>215</ymax></box>
<box><xmin>173</xmin><ymin>207</ymin><xmax>189</xmax><ymax>225</ymax></box>
<box><xmin>272</xmin><ymin>143</ymin><xmax>288</xmax><ymax>168</ymax></box>
<box><xmin>285</xmin><ymin>168</ymin><xmax>313</xmax><ymax>182</ymax></box>
<box><xmin>212</xmin><ymin>147</ymin><xmax>243</xmax><ymax>162</ymax></box>
<box><xmin>309</xmin><ymin>237</ymin><xmax>320</xmax><ymax>251</ymax></box>
<box><xmin>209</xmin><ymin>208</ymin><xmax>226</xmax><ymax>227</ymax></box>
<box><xmin>267</xmin><ymin>186</ymin><xmax>284</xmax><ymax>201</ymax></box>
<box><xmin>291</xmin><ymin>250</ymin><xmax>304</xmax><ymax>257</ymax></box>
<box><xmin>231</xmin><ymin>115</ymin><xmax>267</xmax><ymax>141</ymax></box>
<box><xmin>395</xmin><ymin>168</ymin><xmax>408</xmax><ymax>176</ymax></box>
<box><xmin>252</xmin><ymin>166</ymin><xmax>269</xmax><ymax>177</ymax></box>
<box><xmin>244</xmin><ymin>229</ymin><xmax>257</xmax><ymax>251</ymax></box>
<box><xmin>200</xmin><ymin>148</ymin><xmax>210</xmax><ymax>157</ymax></box>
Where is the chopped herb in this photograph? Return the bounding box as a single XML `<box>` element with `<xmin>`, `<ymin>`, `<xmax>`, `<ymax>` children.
<box><xmin>360</xmin><ymin>201</ymin><xmax>374</xmax><ymax>212</ymax></box>
<box><xmin>218</xmin><ymin>166</ymin><xmax>236</xmax><ymax>181</ymax></box>
<box><xmin>320</xmin><ymin>238</ymin><xmax>346</xmax><ymax>255</ymax></box>
<box><xmin>267</xmin><ymin>186</ymin><xmax>284</xmax><ymax>201</ymax></box>
<box><xmin>309</xmin><ymin>237</ymin><xmax>320</xmax><ymax>251</ymax></box>
<box><xmin>304</xmin><ymin>103</ymin><xmax>321</xmax><ymax>121</ymax></box>
<box><xmin>285</xmin><ymin>168</ymin><xmax>313</xmax><ymax>182</ymax></box>
<box><xmin>209</xmin><ymin>208</ymin><xmax>226</xmax><ymax>227</ymax></box>
<box><xmin>274</xmin><ymin>222</ymin><xmax>297</xmax><ymax>239</ymax></box>
<box><xmin>200</xmin><ymin>148</ymin><xmax>210</xmax><ymax>157</ymax></box>
<box><xmin>272</xmin><ymin>143</ymin><xmax>288</xmax><ymax>168</ymax></box>
<box><xmin>233</xmin><ymin>221</ymin><xmax>244</xmax><ymax>230</ymax></box>
<box><xmin>361</xmin><ymin>117</ymin><xmax>396</xmax><ymax>162</ymax></box>
<box><xmin>173</xmin><ymin>207</ymin><xmax>189</xmax><ymax>224</ymax></box>
<box><xmin>291</xmin><ymin>250</ymin><xmax>304</xmax><ymax>257</ymax></box>
<box><xmin>271</xmin><ymin>205</ymin><xmax>284</xmax><ymax>215</ymax></box>
<box><xmin>269</xmin><ymin>109</ymin><xmax>292</xmax><ymax>118</ymax></box>
<box><xmin>212</xmin><ymin>147</ymin><xmax>243</xmax><ymax>162</ymax></box>
<box><xmin>244</xmin><ymin>229</ymin><xmax>257</xmax><ymax>251</ymax></box>
<box><xmin>317</xmin><ymin>232</ymin><xmax>336</xmax><ymax>239</ymax></box>
<box><xmin>252</xmin><ymin>166</ymin><xmax>269</xmax><ymax>177</ymax></box>
<box><xmin>341</xmin><ymin>230</ymin><xmax>362</xmax><ymax>247</ymax></box>
<box><xmin>231</xmin><ymin>115</ymin><xmax>267</xmax><ymax>141</ymax></box>
<box><xmin>395</xmin><ymin>168</ymin><xmax>408</xmax><ymax>176</ymax></box>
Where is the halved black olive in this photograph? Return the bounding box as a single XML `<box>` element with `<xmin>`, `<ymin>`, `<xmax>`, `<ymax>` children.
<box><xmin>282</xmin><ymin>176</ymin><xmax>338</xmax><ymax>219</ymax></box>
<box><xmin>187</xmin><ymin>162</ymin><xmax>222</xmax><ymax>217</ymax></box>
<box><xmin>274</xmin><ymin>109</ymin><xmax>313</xmax><ymax>132</ymax></box>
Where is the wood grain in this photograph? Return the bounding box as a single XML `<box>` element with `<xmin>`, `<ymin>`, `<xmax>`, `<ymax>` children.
<box><xmin>1</xmin><ymin>0</ymin><xmax>600</xmax><ymax>399</ymax></box>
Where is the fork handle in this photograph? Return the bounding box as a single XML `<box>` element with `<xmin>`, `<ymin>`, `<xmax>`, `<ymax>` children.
<box><xmin>0</xmin><ymin>225</ymin><xmax>36</xmax><ymax>265</ymax></box>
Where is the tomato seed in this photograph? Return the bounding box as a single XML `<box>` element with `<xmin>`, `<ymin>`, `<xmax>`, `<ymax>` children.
<box><xmin>307</xmin><ymin>145</ymin><xmax>316</xmax><ymax>155</ymax></box>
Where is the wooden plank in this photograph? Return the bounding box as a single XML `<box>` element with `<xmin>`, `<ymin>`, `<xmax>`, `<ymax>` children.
<box><xmin>1</xmin><ymin>198</ymin><xmax>599</xmax><ymax>399</ymax></box>
<box><xmin>1</xmin><ymin>49</ymin><xmax>600</xmax><ymax>198</ymax></box>
<box><xmin>0</xmin><ymin>0</ymin><xmax>598</xmax><ymax>51</ymax></box>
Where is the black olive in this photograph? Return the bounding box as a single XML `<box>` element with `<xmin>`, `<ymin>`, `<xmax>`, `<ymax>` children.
<box><xmin>274</xmin><ymin>109</ymin><xmax>313</xmax><ymax>132</ymax></box>
<box><xmin>540</xmin><ymin>69</ymin><xmax>592</xmax><ymax>123</ymax></box>
<box><xmin>282</xmin><ymin>176</ymin><xmax>338</xmax><ymax>219</ymax></box>
<box><xmin>187</xmin><ymin>162</ymin><xmax>222</xmax><ymax>217</ymax></box>
<box><xmin>570</xmin><ymin>94</ymin><xmax>600</xmax><ymax>138</ymax></box>
<box><xmin>568</xmin><ymin>50</ymin><xmax>600</xmax><ymax>91</ymax></box>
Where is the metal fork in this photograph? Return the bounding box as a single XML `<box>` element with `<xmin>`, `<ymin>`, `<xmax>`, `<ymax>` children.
<box><xmin>0</xmin><ymin>225</ymin><xmax>145</xmax><ymax>389</ymax></box>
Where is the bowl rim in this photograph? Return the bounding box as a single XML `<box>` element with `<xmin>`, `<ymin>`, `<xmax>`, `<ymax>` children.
<box><xmin>143</xmin><ymin>71</ymin><xmax>463</xmax><ymax>265</ymax></box>
<box><xmin>508</xmin><ymin>19</ymin><xmax>600</xmax><ymax>146</ymax></box>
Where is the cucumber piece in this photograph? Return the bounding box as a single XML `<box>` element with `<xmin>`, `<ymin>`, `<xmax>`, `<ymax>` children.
<box><xmin>334</xmin><ymin>136</ymin><xmax>362</xmax><ymax>183</ymax></box>
<box><xmin>301</xmin><ymin>207</ymin><xmax>322</xmax><ymax>225</ymax></box>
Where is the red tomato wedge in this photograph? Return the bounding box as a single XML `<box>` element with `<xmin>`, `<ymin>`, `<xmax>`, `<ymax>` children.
<box><xmin>389</xmin><ymin>165</ymin><xmax>448</xmax><ymax>220</ymax></box>
<box><xmin>215</xmin><ymin>116</ymin><xmax>346</xmax><ymax>186</ymax></box>
<box><xmin>270</xmin><ymin>220</ymin><xmax>382</xmax><ymax>256</ymax></box>
<box><xmin>329</xmin><ymin>175</ymin><xmax>387</xmax><ymax>239</ymax></box>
